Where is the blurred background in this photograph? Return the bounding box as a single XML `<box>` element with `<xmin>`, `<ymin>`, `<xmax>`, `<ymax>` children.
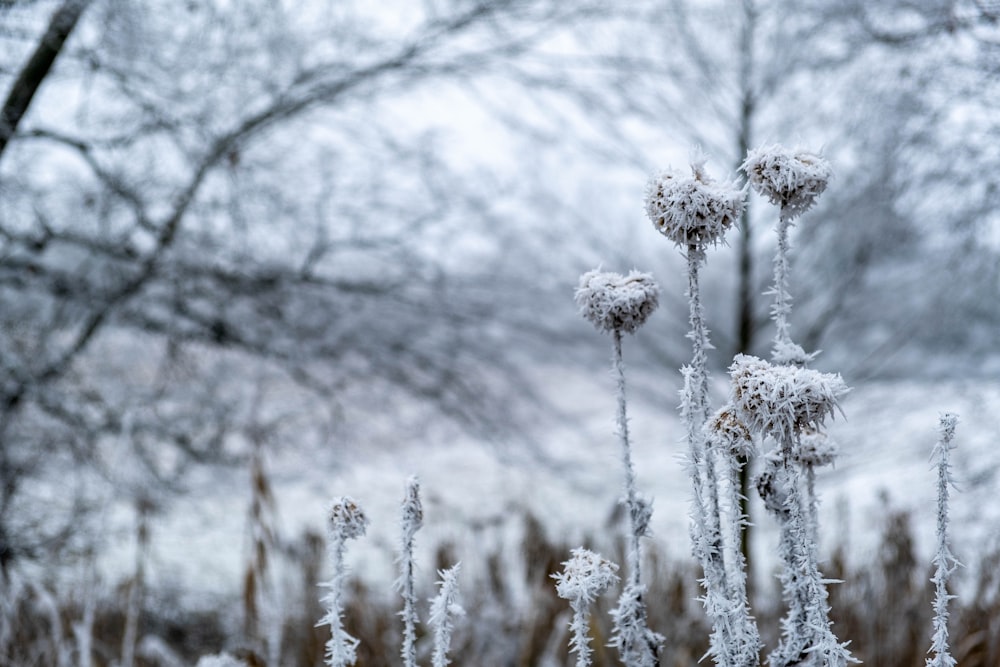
<box><xmin>1</xmin><ymin>0</ymin><xmax>999</xmax><ymax>665</ymax></box>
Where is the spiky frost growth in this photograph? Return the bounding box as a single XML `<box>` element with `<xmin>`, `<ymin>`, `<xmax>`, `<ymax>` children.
<box><xmin>743</xmin><ymin>146</ymin><xmax>829</xmax><ymax>362</ymax></box>
<box><xmin>730</xmin><ymin>359</ymin><xmax>854</xmax><ymax>667</ymax></box>
<box><xmin>576</xmin><ymin>270</ymin><xmax>659</xmax><ymax>335</ymax></box>
<box><xmin>319</xmin><ymin>497</ymin><xmax>368</xmax><ymax>667</ymax></box>
<box><xmin>395</xmin><ymin>477</ymin><xmax>423</xmax><ymax>667</ymax></box>
<box><xmin>553</xmin><ymin>549</ymin><xmax>620</xmax><ymax>667</ymax></box>
<box><xmin>653</xmin><ymin>155</ymin><xmax>748</xmax><ymax>667</ymax></box>
<box><xmin>645</xmin><ymin>161</ymin><xmax>744</xmax><ymax>249</ymax></box>
<box><xmin>928</xmin><ymin>414</ymin><xmax>960</xmax><ymax>667</ymax></box>
<box><xmin>702</xmin><ymin>406</ymin><xmax>762</xmax><ymax>667</ymax></box>
<box><xmin>795</xmin><ymin>429</ymin><xmax>839</xmax><ymax>548</ymax></box>
<box><xmin>730</xmin><ymin>355</ymin><xmax>848</xmax><ymax>439</ymax></box>
<box><xmin>576</xmin><ymin>266</ymin><xmax>661</xmax><ymax>663</ymax></box>
<box><xmin>429</xmin><ymin>564</ymin><xmax>464</xmax><ymax>667</ymax></box>
<box><xmin>742</xmin><ymin>145</ymin><xmax>831</xmax><ymax>220</ymax></box>
<box><xmin>611</xmin><ymin>582</ymin><xmax>665</xmax><ymax>667</ymax></box>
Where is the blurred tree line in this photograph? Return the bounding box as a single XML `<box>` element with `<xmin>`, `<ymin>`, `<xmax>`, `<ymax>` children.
<box><xmin>0</xmin><ymin>0</ymin><xmax>997</xmax><ymax>587</ymax></box>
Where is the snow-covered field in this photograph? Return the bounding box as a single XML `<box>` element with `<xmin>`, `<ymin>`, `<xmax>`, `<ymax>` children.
<box><xmin>140</xmin><ymin>367</ymin><xmax>1000</xmax><ymax>608</ymax></box>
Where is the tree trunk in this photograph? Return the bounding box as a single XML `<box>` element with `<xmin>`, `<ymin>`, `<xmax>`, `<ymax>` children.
<box><xmin>0</xmin><ymin>0</ymin><xmax>92</xmax><ymax>161</ymax></box>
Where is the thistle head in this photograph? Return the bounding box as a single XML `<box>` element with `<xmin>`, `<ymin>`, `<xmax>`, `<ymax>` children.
<box><xmin>794</xmin><ymin>427</ymin><xmax>839</xmax><ymax>467</ymax></box>
<box><xmin>553</xmin><ymin>548</ymin><xmax>620</xmax><ymax>605</ymax></box>
<box><xmin>729</xmin><ymin>354</ymin><xmax>849</xmax><ymax>438</ymax></box>
<box><xmin>575</xmin><ymin>269</ymin><xmax>659</xmax><ymax>334</ymax></box>
<box><xmin>328</xmin><ymin>496</ymin><xmax>368</xmax><ymax>541</ymax></box>
<box><xmin>705</xmin><ymin>405</ymin><xmax>756</xmax><ymax>459</ymax></box>
<box><xmin>742</xmin><ymin>144</ymin><xmax>831</xmax><ymax>219</ymax></box>
<box><xmin>644</xmin><ymin>160</ymin><xmax>743</xmax><ymax>249</ymax></box>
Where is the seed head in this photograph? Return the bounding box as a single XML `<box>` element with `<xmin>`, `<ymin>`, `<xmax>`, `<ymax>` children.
<box><xmin>794</xmin><ymin>427</ymin><xmax>838</xmax><ymax>467</ymax></box>
<box><xmin>705</xmin><ymin>405</ymin><xmax>756</xmax><ymax>459</ymax></box>
<box><xmin>644</xmin><ymin>161</ymin><xmax>743</xmax><ymax>248</ymax></box>
<box><xmin>553</xmin><ymin>548</ymin><xmax>620</xmax><ymax>604</ymax></box>
<box><xmin>729</xmin><ymin>354</ymin><xmax>848</xmax><ymax>438</ymax></box>
<box><xmin>742</xmin><ymin>144</ymin><xmax>831</xmax><ymax>219</ymax></box>
<box><xmin>328</xmin><ymin>496</ymin><xmax>368</xmax><ymax>541</ymax></box>
<box><xmin>575</xmin><ymin>269</ymin><xmax>659</xmax><ymax>334</ymax></box>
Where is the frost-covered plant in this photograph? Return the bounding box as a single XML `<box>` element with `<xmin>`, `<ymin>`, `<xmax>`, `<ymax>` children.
<box><xmin>742</xmin><ymin>145</ymin><xmax>831</xmax><ymax>365</ymax></box>
<box><xmin>646</xmin><ymin>157</ymin><xmax>754</xmax><ymax>666</ymax></box>
<box><xmin>729</xmin><ymin>355</ymin><xmax>847</xmax><ymax>439</ymax></box>
<box><xmin>396</xmin><ymin>477</ymin><xmax>423</xmax><ymax>667</ymax></box>
<box><xmin>319</xmin><ymin>497</ymin><xmax>368</xmax><ymax>667</ymax></box>
<box><xmin>795</xmin><ymin>428</ymin><xmax>839</xmax><ymax>547</ymax></box>
<box><xmin>928</xmin><ymin>414</ymin><xmax>960</xmax><ymax>667</ymax></box>
<box><xmin>702</xmin><ymin>406</ymin><xmax>761</xmax><ymax>667</ymax></box>
<box><xmin>429</xmin><ymin>563</ymin><xmax>463</xmax><ymax>667</ymax></box>
<box><xmin>553</xmin><ymin>548</ymin><xmax>620</xmax><ymax>667</ymax></box>
<box><xmin>742</xmin><ymin>144</ymin><xmax>831</xmax><ymax>222</ymax></box>
<box><xmin>729</xmin><ymin>356</ymin><xmax>854</xmax><ymax>667</ymax></box>
<box><xmin>575</xmin><ymin>268</ymin><xmax>662</xmax><ymax>665</ymax></box>
<box><xmin>576</xmin><ymin>269</ymin><xmax>659</xmax><ymax>335</ymax></box>
<box><xmin>645</xmin><ymin>160</ymin><xmax>743</xmax><ymax>249</ymax></box>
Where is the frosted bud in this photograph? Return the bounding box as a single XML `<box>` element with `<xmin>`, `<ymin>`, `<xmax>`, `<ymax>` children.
<box><xmin>729</xmin><ymin>354</ymin><xmax>848</xmax><ymax>438</ymax></box>
<box><xmin>553</xmin><ymin>548</ymin><xmax>620</xmax><ymax>604</ymax></box>
<box><xmin>628</xmin><ymin>493</ymin><xmax>653</xmax><ymax>538</ymax></box>
<box><xmin>705</xmin><ymin>405</ymin><xmax>756</xmax><ymax>459</ymax></box>
<box><xmin>575</xmin><ymin>269</ymin><xmax>659</xmax><ymax>334</ymax></box>
<box><xmin>742</xmin><ymin>144</ymin><xmax>831</xmax><ymax>219</ymax></box>
<box><xmin>328</xmin><ymin>496</ymin><xmax>368</xmax><ymax>541</ymax></box>
<box><xmin>772</xmin><ymin>338</ymin><xmax>818</xmax><ymax>367</ymax></box>
<box><xmin>644</xmin><ymin>160</ymin><xmax>743</xmax><ymax>248</ymax></box>
<box><xmin>401</xmin><ymin>476</ymin><xmax>423</xmax><ymax>534</ymax></box>
<box><xmin>794</xmin><ymin>427</ymin><xmax>838</xmax><ymax>467</ymax></box>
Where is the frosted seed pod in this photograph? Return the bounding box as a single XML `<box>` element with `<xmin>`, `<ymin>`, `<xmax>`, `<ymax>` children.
<box><xmin>705</xmin><ymin>405</ymin><xmax>756</xmax><ymax>458</ymax></box>
<box><xmin>742</xmin><ymin>144</ymin><xmax>831</xmax><ymax>219</ymax></box>
<box><xmin>644</xmin><ymin>161</ymin><xmax>743</xmax><ymax>248</ymax></box>
<box><xmin>575</xmin><ymin>269</ymin><xmax>659</xmax><ymax>334</ymax></box>
<box><xmin>729</xmin><ymin>354</ymin><xmax>848</xmax><ymax>438</ymax></box>
<box><xmin>794</xmin><ymin>427</ymin><xmax>838</xmax><ymax>467</ymax></box>
<box><xmin>553</xmin><ymin>548</ymin><xmax>620</xmax><ymax>604</ymax></box>
<box><xmin>328</xmin><ymin>496</ymin><xmax>368</xmax><ymax>540</ymax></box>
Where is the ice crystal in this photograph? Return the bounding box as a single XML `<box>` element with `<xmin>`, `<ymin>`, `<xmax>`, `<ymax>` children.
<box><xmin>610</xmin><ymin>582</ymin><xmax>664</xmax><ymax>667</ymax></box>
<box><xmin>554</xmin><ymin>548</ymin><xmax>620</xmax><ymax>667</ymax></box>
<box><xmin>575</xmin><ymin>269</ymin><xmax>659</xmax><ymax>334</ymax></box>
<box><xmin>742</xmin><ymin>145</ymin><xmax>831</xmax><ymax>219</ymax></box>
<box><xmin>429</xmin><ymin>564</ymin><xmax>463</xmax><ymax>667</ymax></box>
<box><xmin>644</xmin><ymin>161</ymin><xmax>744</xmax><ymax>248</ymax></box>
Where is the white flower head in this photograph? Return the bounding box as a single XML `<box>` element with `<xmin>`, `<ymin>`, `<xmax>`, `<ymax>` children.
<box><xmin>644</xmin><ymin>160</ymin><xmax>743</xmax><ymax>249</ymax></box>
<box><xmin>729</xmin><ymin>354</ymin><xmax>848</xmax><ymax>438</ymax></box>
<box><xmin>742</xmin><ymin>144</ymin><xmax>831</xmax><ymax>219</ymax></box>
<box><xmin>328</xmin><ymin>496</ymin><xmax>368</xmax><ymax>541</ymax></box>
<box><xmin>553</xmin><ymin>547</ymin><xmax>620</xmax><ymax>604</ymax></box>
<box><xmin>575</xmin><ymin>269</ymin><xmax>659</xmax><ymax>334</ymax></box>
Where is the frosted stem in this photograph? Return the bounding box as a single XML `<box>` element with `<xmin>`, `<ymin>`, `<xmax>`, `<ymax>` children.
<box><xmin>684</xmin><ymin>245</ymin><xmax>748</xmax><ymax>666</ymax></box>
<box><xmin>397</xmin><ymin>478</ymin><xmax>422</xmax><ymax>667</ymax></box>
<box><xmin>928</xmin><ymin>414</ymin><xmax>959</xmax><ymax>667</ymax></box>
<box><xmin>768</xmin><ymin>432</ymin><xmax>854</xmax><ymax>667</ymax></box>
<box><xmin>613</xmin><ymin>328</ymin><xmax>642</xmax><ymax>587</ymax></box>
<box><xmin>771</xmin><ymin>208</ymin><xmax>793</xmax><ymax>353</ymax></box>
